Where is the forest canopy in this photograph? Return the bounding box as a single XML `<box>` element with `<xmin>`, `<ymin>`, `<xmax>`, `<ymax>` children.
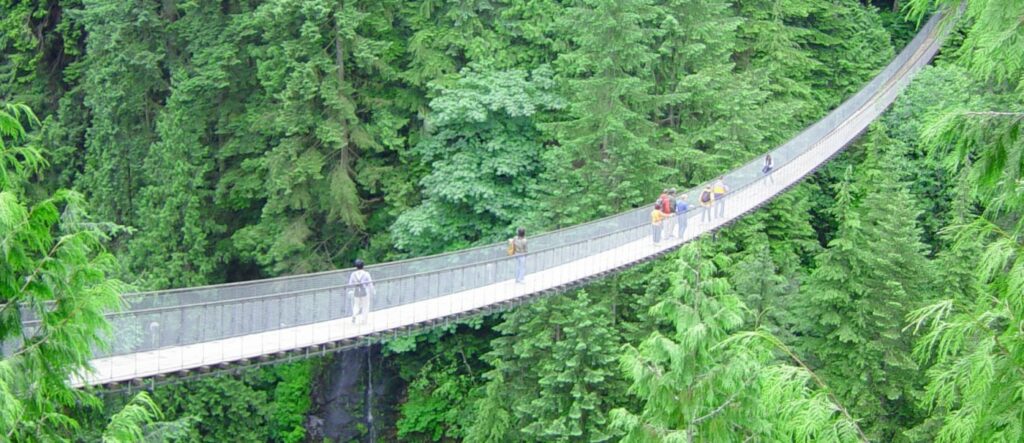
<box><xmin>1</xmin><ymin>0</ymin><xmax>1022</xmax><ymax>441</ymax></box>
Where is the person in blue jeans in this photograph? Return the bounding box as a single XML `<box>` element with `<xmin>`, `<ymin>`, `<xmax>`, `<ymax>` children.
<box><xmin>712</xmin><ymin>176</ymin><xmax>728</xmax><ymax>218</ymax></box>
<box><xmin>511</xmin><ymin>227</ymin><xmax>528</xmax><ymax>283</ymax></box>
<box><xmin>651</xmin><ymin>201</ymin><xmax>665</xmax><ymax>244</ymax></box>
<box><xmin>675</xmin><ymin>193</ymin><xmax>690</xmax><ymax>239</ymax></box>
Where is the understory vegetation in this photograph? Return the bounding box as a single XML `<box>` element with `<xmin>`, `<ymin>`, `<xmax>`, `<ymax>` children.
<box><xmin>1</xmin><ymin>0</ymin><xmax>1022</xmax><ymax>441</ymax></box>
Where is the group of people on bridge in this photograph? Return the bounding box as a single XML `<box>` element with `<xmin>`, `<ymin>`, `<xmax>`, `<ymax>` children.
<box><xmin>346</xmin><ymin>154</ymin><xmax>777</xmax><ymax>324</ymax></box>
<box><xmin>649</xmin><ymin>154</ymin><xmax>774</xmax><ymax>244</ymax></box>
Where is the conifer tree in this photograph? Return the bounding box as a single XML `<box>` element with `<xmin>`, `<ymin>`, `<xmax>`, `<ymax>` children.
<box><xmin>795</xmin><ymin>132</ymin><xmax>933</xmax><ymax>439</ymax></box>
<box><xmin>542</xmin><ymin>0</ymin><xmax>669</xmax><ymax>225</ymax></box>
<box><xmin>611</xmin><ymin>243</ymin><xmax>864</xmax><ymax>442</ymax></box>
<box><xmin>902</xmin><ymin>1</ymin><xmax>1024</xmax><ymax>440</ymax></box>
<box><xmin>651</xmin><ymin>0</ymin><xmax>775</xmax><ymax>179</ymax></box>
<box><xmin>125</xmin><ymin>0</ymin><xmax>242</xmax><ymax>288</ymax></box>
<box><xmin>0</xmin><ymin>104</ymin><xmax>175</xmax><ymax>441</ymax></box>
<box><xmin>467</xmin><ymin>290</ymin><xmax>623</xmax><ymax>442</ymax></box>
<box><xmin>76</xmin><ymin>0</ymin><xmax>169</xmax><ymax>226</ymax></box>
<box><xmin>231</xmin><ymin>0</ymin><xmax>401</xmax><ymax>274</ymax></box>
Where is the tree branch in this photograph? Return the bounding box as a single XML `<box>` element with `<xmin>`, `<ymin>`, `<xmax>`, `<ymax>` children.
<box><xmin>756</xmin><ymin>332</ymin><xmax>870</xmax><ymax>443</ymax></box>
<box><xmin>690</xmin><ymin>375</ymin><xmax>753</xmax><ymax>426</ymax></box>
<box><xmin>962</xmin><ymin>111</ymin><xmax>1024</xmax><ymax>118</ymax></box>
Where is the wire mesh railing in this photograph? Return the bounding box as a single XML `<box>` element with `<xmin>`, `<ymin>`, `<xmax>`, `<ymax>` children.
<box><xmin>5</xmin><ymin>13</ymin><xmax>948</xmax><ymax>383</ymax></box>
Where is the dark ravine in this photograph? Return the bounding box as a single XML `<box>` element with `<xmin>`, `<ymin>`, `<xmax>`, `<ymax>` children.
<box><xmin>306</xmin><ymin>344</ymin><xmax>404</xmax><ymax>442</ymax></box>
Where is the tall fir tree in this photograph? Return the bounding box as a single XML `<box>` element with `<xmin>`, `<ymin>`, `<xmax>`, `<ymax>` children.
<box><xmin>77</xmin><ymin>0</ymin><xmax>169</xmax><ymax>226</ymax></box>
<box><xmin>903</xmin><ymin>1</ymin><xmax>1024</xmax><ymax>440</ymax></box>
<box><xmin>0</xmin><ymin>103</ymin><xmax>177</xmax><ymax>441</ymax></box>
<box><xmin>794</xmin><ymin>130</ymin><xmax>934</xmax><ymax>439</ymax></box>
<box><xmin>541</xmin><ymin>0</ymin><xmax>669</xmax><ymax>225</ymax></box>
<box><xmin>611</xmin><ymin>243</ymin><xmax>865</xmax><ymax>442</ymax></box>
<box><xmin>231</xmin><ymin>0</ymin><xmax>400</xmax><ymax>274</ymax></box>
<box><xmin>467</xmin><ymin>290</ymin><xmax>623</xmax><ymax>442</ymax></box>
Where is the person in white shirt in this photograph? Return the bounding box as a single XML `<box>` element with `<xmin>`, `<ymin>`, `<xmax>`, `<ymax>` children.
<box><xmin>762</xmin><ymin>154</ymin><xmax>775</xmax><ymax>184</ymax></box>
<box><xmin>347</xmin><ymin>259</ymin><xmax>374</xmax><ymax>324</ymax></box>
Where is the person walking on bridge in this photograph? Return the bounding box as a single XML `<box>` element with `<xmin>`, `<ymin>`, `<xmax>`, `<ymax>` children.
<box><xmin>651</xmin><ymin>201</ymin><xmax>665</xmax><ymax>245</ymax></box>
<box><xmin>675</xmin><ymin>193</ymin><xmax>690</xmax><ymax>239</ymax></box>
<box><xmin>348</xmin><ymin>259</ymin><xmax>374</xmax><ymax>325</ymax></box>
<box><xmin>509</xmin><ymin>227</ymin><xmax>528</xmax><ymax>283</ymax></box>
<box><xmin>762</xmin><ymin>154</ymin><xmax>775</xmax><ymax>184</ymax></box>
<box><xmin>712</xmin><ymin>176</ymin><xmax>729</xmax><ymax>218</ymax></box>
<box><xmin>659</xmin><ymin>189</ymin><xmax>676</xmax><ymax>240</ymax></box>
<box><xmin>699</xmin><ymin>185</ymin><xmax>714</xmax><ymax>223</ymax></box>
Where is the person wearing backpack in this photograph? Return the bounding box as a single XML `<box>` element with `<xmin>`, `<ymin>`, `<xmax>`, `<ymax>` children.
<box><xmin>676</xmin><ymin>192</ymin><xmax>690</xmax><ymax>239</ymax></box>
<box><xmin>509</xmin><ymin>227</ymin><xmax>528</xmax><ymax>283</ymax></box>
<box><xmin>347</xmin><ymin>259</ymin><xmax>375</xmax><ymax>325</ymax></box>
<box><xmin>661</xmin><ymin>188</ymin><xmax>677</xmax><ymax>239</ymax></box>
<box><xmin>762</xmin><ymin>154</ymin><xmax>775</xmax><ymax>184</ymax></box>
<box><xmin>699</xmin><ymin>185</ymin><xmax>714</xmax><ymax>223</ymax></box>
<box><xmin>651</xmin><ymin>201</ymin><xmax>665</xmax><ymax>244</ymax></box>
<box><xmin>712</xmin><ymin>176</ymin><xmax>729</xmax><ymax>218</ymax></box>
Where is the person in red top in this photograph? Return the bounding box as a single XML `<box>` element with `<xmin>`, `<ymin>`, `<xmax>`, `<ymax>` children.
<box><xmin>662</xmin><ymin>188</ymin><xmax>677</xmax><ymax>239</ymax></box>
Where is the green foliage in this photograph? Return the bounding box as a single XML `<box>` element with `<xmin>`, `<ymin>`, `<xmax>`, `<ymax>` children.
<box><xmin>612</xmin><ymin>243</ymin><xmax>864</xmax><ymax>442</ymax></box>
<box><xmin>541</xmin><ymin>0</ymin><xmax>668</xmax><ymax>224</ymax></box>
<box><xmin>76</xmin><ymin>0</ymin><xmax>168</xmax><ymax>226</ymax></box>
<box><xmin>0</xmin><ymin>104</ymin><xmax>122</xmax><ymax>440</ymax></box>
<box><xmin>153</xmin><ymin>375</ymin><xmax>271</xmax><ymax>442</ymax></box>
<box><xmin>467</xmin><ymin>290</ymin><xmax>624</xmax><ymax>442</ymax></box>
<box><xmin>794</xmin><ymin>130</ymin><xmax>934</xmax><ymax>440</ymax></box>
<box><xmin>391</xmin><ymin>325</ymin><xmax>492</xmax><ymax>441</ymax></box>
<box><xmin>149</xmin><ymin>361</ymin><xmax>314</xmax><ymax>443</ymax></box>
<box><xmin>0</xmin><ymin>104</ymin><xmax>189</xmax><ymax>442</ymax></box>
<box><xmin>898</xmin><ymin>1</ymin><xmax>1024</xmax><ymax>441</ymax></box>
<box><xmin>1</xmin><ymin>0</ymin><xmax>994</xmax><ymax>440</ymax></box>
<box><xmin>909</xmin><ymin>0</ymin><xmax>1024</xmax><ymax>87</ymax></box>
<box><xmin>391</xmin><ymin>65</ymin><xmax>563</xmax><ymax>253</ymax></box>
<box><xmin>101</xmin><ymin>392</ymin><xmax>162</xmax><ymax>443</ymax></box>
<box><xmin>269</xmin><ymin>362</ymin><xmax>313</xmax><ymax>443</ymax></box>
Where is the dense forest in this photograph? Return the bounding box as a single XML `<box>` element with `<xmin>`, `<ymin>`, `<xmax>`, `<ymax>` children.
<box><xmin>1</xmin><ymin>0</ymin><xmax>1022</xmax><ymax>441</ymax></box>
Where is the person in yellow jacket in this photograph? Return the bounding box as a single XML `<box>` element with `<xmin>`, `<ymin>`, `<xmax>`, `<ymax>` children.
<box><xmin>699</xmin><ymin>185</ymin><xmax>714</xmax><ymax>223</ymax></box>
<box><xmin>712</xmin><ymin>176</ymin><xmax>729</xmax><ymax>218</ymax></box>
<box><xmin>651</xmin><ymin>201</ymin><xmax>665</xmax><ymax>244</ymax></box>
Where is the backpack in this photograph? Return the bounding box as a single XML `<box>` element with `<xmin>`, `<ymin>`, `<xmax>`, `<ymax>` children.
<box><xmin>507</xmin><ymin>238</ymin><xmax>515</xmax><ymax>256</ymax></box>
<box><xmin>700</xmin><ymin>191</ymin><xmax>712</xmax><ymax>203</ymax></box>
<box><xmin>660</xmin><ymin>195</ymin><xmax>673</xmax><ymax>213</ymax></box>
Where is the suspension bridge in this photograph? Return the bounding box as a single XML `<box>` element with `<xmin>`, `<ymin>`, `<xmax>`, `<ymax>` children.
<box><xmin>6</xmin><ymin>13</ymin><xmax>950</xmax><ymax>389</ymax></box>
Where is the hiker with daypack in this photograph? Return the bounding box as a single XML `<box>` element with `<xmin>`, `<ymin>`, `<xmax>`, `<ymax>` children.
<box><xmin>762</xmin><ymin>154</ymin><xmax>774</xmax><ymax>184</ymax></box>
<box><xmin>699</xmin><ymin>185</ymin><xmax>714</xmax><ymax>223</ymax></box>
<box><xmin>713</xmin><ymin>176</ymin><xmax>728</xmax><ymax>218</ymax></box>
<box><xmin>660</xmin><ymin>188</ymin><xmax>676</xmax><ymax>239</ymax></box>
<box><xmin>508</xmin><ymin>227</ymin><xmax>528</xmax><ymax>283</ymax></box>
<box><xmin>651</xmin><ymin>200</ymin><xmax>665</xmax><ymax>244</ymax></box>
<box><xmin>347</xmin><ymin>259</ymin><xmax>375</xmax><ymax>325</ymax></box>
<box><xmin>676</xmin><ymin>192</ymin><xmax>690</xmax><ymax>239</ymax></box>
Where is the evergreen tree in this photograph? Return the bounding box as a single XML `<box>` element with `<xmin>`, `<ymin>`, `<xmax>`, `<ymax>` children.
<box><xmin>611</xmin><ymin>243</ymin><xmax>865</xmax><ymax>442</ymax></box>
<box><xmin>125</xmin><ymin>0</ymin><xmax>245</xmax><ymax>288</ymax></box>
<box><xmin>76</xmin><ymin>0</ymin><xmax>169</xmax><ymax>226</ymax></box>
<box><xmin>795</xmin><ymin>132</ymin><xmax>933</xmax><ymax>439</ymax></box>
<box><xmin>902</xmin><ymin>1</ymin><xmax>1024</xmax><ymax>440</ymax></box>
<box><xmin>542</xmin><ymin>0</ymin><xmax>669</xmax><ymax>225</ymax></box>
<box><xmin>467</xmin><ymin>290</ymin><xmax>623</xmax><ymax>442</ymax></box>
<box><xmin>231</xmin><ymin>0</ymin><xmax>402</xmax><ymax>274</ymax></box>
<box><xmin>652</xmin><ymin>0</ymin><xmax>775</xmax><ymax>181</ymax></box>
<box><xmin>0</xmin><ymin>104</ymin><xmax>177</xmax><ymax>441</ymax></box>
<box><xmin>391</xmin><ymin>324</ymin><xmax>492</xmax><ymax>441</ymax></box>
